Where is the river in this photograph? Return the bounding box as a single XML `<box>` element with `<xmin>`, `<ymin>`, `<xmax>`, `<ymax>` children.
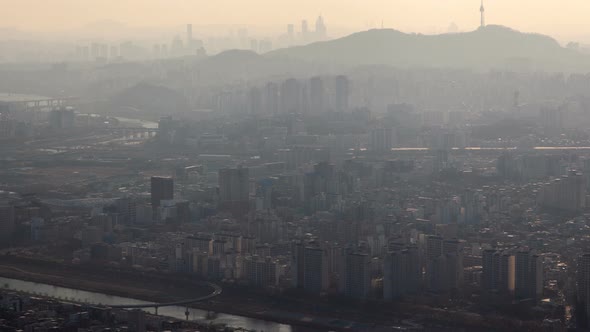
<box><xmin>0</xmin><ymin>277</ymin><xmax>307</xmax><ymax>332</ymax></box>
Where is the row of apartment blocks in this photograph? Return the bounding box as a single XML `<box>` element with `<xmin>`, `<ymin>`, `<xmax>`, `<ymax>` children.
<box><xmin>290</xmin><ymin>235</ymin><xmax>468</xmax><ymax>300</ymax></box>
<box><xmin>165</xmin><ymin>233</ymin><xmax>515</xmax><ymax>302</ymax></box>
<box><xmin>118</xmin><ymin>202</ymin><xmax>552</xmax><ymax>305</ymax></box>
<box><xmin>170</xmin><ymin>233</ymin><xmax>282</xmax><ymax>289</ymax></box>
<box><xmin>482</xmin><ymin>248</ymin><xmax>543</xmax><ymax>301</ymax></box>
<box><xmin>291</xmin><ymin>241</ymin><xmax>373</xmax><ymax>299</ymax></box>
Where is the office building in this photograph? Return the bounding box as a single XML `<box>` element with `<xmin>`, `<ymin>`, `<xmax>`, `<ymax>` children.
<box><xmin>187</xmin><ymin>24</ymin><xmax>193</xmax><ymax>45</ymax></box>
<box><xmin>301</xmin><ymin>20</ymin><xmax>309</xmax><ymax>40</ymax></box>
<box><xmin>315</xmin><ymin>16</ymin><xmax>327</xmax><ymax>40</ymax></box>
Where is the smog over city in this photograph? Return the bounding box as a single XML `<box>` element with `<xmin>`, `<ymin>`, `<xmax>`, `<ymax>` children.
<box><xmin>2</xmin><ymin>1</ymin><xmax>590</xmax><ymax>331</ymax></box>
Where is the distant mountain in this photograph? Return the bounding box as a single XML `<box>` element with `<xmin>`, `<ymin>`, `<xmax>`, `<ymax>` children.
<box><xmin>267</xmin><ymin>26</ymin><xmax>590</xmax><ymax>72</ymax></box>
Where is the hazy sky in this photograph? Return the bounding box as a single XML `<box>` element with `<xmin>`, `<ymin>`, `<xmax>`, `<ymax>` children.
<box><xmin>4</xmin><ymin>0</ymin><xmax>590</xmax><ymax>41</ymax></box>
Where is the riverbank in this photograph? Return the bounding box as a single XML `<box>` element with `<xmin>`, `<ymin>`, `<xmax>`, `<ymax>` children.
<box><xmin>0</xmin><ymin>263</ymin><xmax>208</xmax><ymax>305</ymax></box>
<box><xmin>0</xmin><ymin>257</ymin><xmax>367</xmax><ymax>331</ymax></box>
<box><xmin>0</xmin><ymin>256</ymin><xmax>542</xmax><ymax>332</ymax></box>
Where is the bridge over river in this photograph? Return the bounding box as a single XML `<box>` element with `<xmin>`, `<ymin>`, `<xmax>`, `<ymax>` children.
<box><xmin>108</xmin><ymin>281</ymin><xmax>222</xmax><ymax>316</ymax></box>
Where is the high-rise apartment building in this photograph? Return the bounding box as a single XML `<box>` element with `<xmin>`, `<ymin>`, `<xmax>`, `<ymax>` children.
<box><xmin>482</xmin><ymin>249</ymin><xmax>516</xmax><ymax>295</ymax></box>
<box><xmin>383</xmin><ymin>246</ymin><xmax>420</xmax><ymax>300</ymax></box>
<box><xmin>218</xmin><ymin>166</ymin><xmax>250</xmax><ymax>214</ymax></box>
<box><xmin>309</xmin><ymin>76</ymin><xmax>325</xmax><ymax>113</ymax></box>
<box><xmin>340</xmin><ymin>250</ymin><xmax>371</xmax><ymax>299</ymax></box>
<box><xmin>150</xmin><ymin>176</ymin><xmax>173</xmax><ymax>208</ymax></box>
<box><xmin>303</xmin><ymin>246</ymin><xmax>329</xmax><ymax>293</ymax></box>
<box><xmin>334</xmin><ymin>75</ymin><xmax>350</xmax><ymax>112</ymax></box>
<box><xmin>515</xmin><ymin>250</ymin><xmax>543</xmax><ymax>301</ymax></box>
<box><xmin>370</xmin><ymin>127</ymin><xmax>396</xmax><ymax>152</ymax></box>
<box><xmin>0</xmin><ymin>204</ymin><xmax>15</xmax><ymax>245</ymax></box>
<box><xmin>577</xmin><ymin>253</ymin><xmax>590</xmax><ymax>328</ymax></box>
<box><xmin>264</xmin><ymin>82</ymin><xmax>279</xmax><ymax>115</ymax></box>
<box><xmin>280</xmin><ymin>78</ymin><xmax>302</xmax><ymax>114</ymax></box>
<box><xmin>243</xmin><ymin>255</ymin><xmax>279</xmax><ymax>288</ymax></box>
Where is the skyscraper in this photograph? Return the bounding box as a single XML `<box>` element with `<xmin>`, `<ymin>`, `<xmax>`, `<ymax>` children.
<box><xmin>187</xmin><ymin>23</ymin><xmax>193</xmax><ymax>45</ymax></box>
<box><xmin>301</xmin><ymin>20</ymin><xmax>309</xmax><ymax>40</ymax></box>
<box><xmin>315</xmin><ymin>16</ymin><xmax>327</xmax><ymax>40</ymax></box>
<box><xmin>150</xmin><ymin>176</ymin><xmax>173</xmax><ymax>208</ymax></box>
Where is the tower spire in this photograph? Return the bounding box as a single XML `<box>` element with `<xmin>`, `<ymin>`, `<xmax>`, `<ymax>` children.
<box><xmin>480</xmin><ymin>0</ymin><xmax>485</xmax><ymax>28</ymax></box>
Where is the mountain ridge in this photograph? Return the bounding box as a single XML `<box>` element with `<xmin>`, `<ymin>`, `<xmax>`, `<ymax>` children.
<box><xmin>265</xmin><ymin>25</ymin><xmax>589</xmax><ymax>72</ymax></box>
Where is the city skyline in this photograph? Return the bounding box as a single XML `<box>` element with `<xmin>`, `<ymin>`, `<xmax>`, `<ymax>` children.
<box><xmin>2</xmin><ymin>1</ymin><xmax>590</xmax><ymax>331</ymax></box>
<box><xmin>4</xmin><ymin>0</ymin><xmax>590</xmax><ymax>43</ymax></box>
